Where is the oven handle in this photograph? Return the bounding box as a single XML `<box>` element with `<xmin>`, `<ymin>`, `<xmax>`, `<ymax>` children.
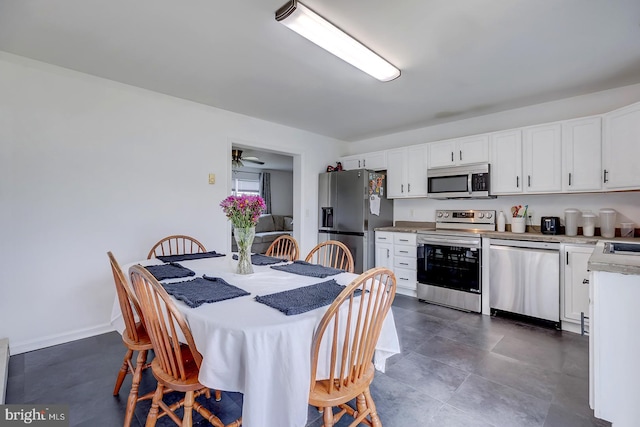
<box><xmin>417</xmin><ymin>236</ymin><xmax>481</xmax><ymax>248</ymax></box>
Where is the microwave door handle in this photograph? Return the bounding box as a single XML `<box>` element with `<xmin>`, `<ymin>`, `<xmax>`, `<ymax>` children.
<box><xmin>468</xmin><ymin>173</ymin><xmax>472</xmax><ymax>194</ymax></box>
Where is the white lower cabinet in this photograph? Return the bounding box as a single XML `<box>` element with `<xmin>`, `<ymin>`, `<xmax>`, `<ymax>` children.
<box><xmin>561</xmin><ymin>244</ymin><xmax>593</xmax><ymax>334</ymax></box>
<box><xmin>375</xmin><ymin>231</ymin><xmax>417</xmax><ymax>296</ymax></box>
<box><xmin>374</xmin><ymin>232</ymin><xmax>394</xmax><ymax>270</ymax></box>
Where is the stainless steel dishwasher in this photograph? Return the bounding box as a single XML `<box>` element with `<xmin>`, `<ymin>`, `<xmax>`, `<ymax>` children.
<box><xmin>489</xmin><ymin>239</ymin><xmax>561</xmax><ymax>328</ymax></box>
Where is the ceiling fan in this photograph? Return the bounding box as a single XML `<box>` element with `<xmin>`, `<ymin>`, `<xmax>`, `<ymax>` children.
<box><xmin>232</xmin><ymin>149</ymin><xmax>265</xmax><ymax>168</ymax></box>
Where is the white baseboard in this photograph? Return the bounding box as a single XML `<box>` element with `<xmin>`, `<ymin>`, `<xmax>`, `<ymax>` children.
<box><xmin>1</xmin><ymin>338</ymin><xmax>9</xmax><ymax>404</ymax></box>
<box><xmin>9</xmin><ymin>323</ymin><xmax>115</xmax><ymax>355</ymax></box>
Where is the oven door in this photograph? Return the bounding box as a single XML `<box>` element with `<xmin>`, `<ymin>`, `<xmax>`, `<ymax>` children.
<box><xmin>417</xmin><ymin>235</ymin><xmax>481</xmax><ymax>294</ymax></box>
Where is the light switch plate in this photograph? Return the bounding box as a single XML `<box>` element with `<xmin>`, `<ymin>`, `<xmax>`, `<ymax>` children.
<box><xmin>208</xmin><ymin>173</ymin><xmax>216</xmax><ymax>184</ymax></box>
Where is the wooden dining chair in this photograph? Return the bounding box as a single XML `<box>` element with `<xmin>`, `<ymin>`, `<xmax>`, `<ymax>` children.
<box><xmin>147</xmin><ymin>235</ymin><xmax>207</xmax><ymax>259</ymax></box>
<box><xmin>305</xmin><ymin>240</ymin><xmax>355</xmax><ymax>273</ymax></box>
<box><xmin>129</xmin><ymin>265</ymin><xmax>241</xmax><ymax>427</ymax></box>
<box><xmin>265</xmin><ymin>235</ymin><xmax>299</xmax><ymax>261</ymax></box>
<box><xmin>108</xmin><ymin>251</ymin><xmax>155</xmax><ymax>427</ymax></box>
<box><xmin>309</xmin><ymin>267</ymin><xmax>396</xmax><ymax>427</ymax></box>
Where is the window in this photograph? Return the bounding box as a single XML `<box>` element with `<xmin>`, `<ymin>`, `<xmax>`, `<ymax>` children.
<box><xmin>232</xmin><ymin>172</ymin><xmax>260</xmax><ymax>196</ymax></box>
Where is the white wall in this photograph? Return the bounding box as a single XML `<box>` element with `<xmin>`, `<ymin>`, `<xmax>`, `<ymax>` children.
<box><xmin>267</xmin><ymin>170</ymin><xmax>294</xmax><ymax>216</ymax></box>
<box><xmin>346</xmin><ymin>83</ymin><xmax>640</xmax><ymax>153</ymax></box>
<box><xmin>0</xmin><ymin>52</ymin><xmax>341</xmax><ymax>353</ymax></box>
<box><xmin>345</xmin><ymin>84</ymin><xmax>640</xmax><ymax>227</ymax></box>
<box><xmin>394</xmin><ymin>193</ymin><xmax>640</xmax><ymax>231</ymax></box>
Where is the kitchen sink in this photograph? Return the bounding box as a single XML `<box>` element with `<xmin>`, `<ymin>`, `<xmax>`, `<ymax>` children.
<box><xmin>603</xmin><ymin>241</ymin><xmax>640</xmax><ymax>256</ymax></box>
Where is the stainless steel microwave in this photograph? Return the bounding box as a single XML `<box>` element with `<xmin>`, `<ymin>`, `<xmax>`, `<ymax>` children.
<box><xmin>427</xmin><ymin>163</ymin><xmax>494</xmax><ymax>199</ymax></box>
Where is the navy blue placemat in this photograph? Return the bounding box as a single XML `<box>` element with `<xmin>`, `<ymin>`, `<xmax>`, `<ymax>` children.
<box><xmin>162</xmin><ymin>275</ymin><xmax>250</xmax><ymax>308</ymax></box>
<box><xmin>157</xmin><ymin>251</ymin><xmax>225</xmax><ymax>263</ymax></box>
<box><xmin>232</xmin><ymin>253</ymin><xmax>287</xmax><ymax>266</ymax></box>
<box><xmin>143</xmin><ymin>263</ymin><xmax>196</xmax><ymax>281</ymax></box>
<box><xmin>270</xmin><ymin>260</ymin><xmax>343</xmax><ymax>278</ymax></box>
<box><xmin>255</xmin><ymin>279</ymin><xmax>345</xmax><ymax>315</ymax></box>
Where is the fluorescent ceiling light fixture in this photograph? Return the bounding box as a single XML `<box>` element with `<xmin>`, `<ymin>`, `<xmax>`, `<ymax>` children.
<box><xmin>275</xmin><ymin>0</ymin><xmax>400</xmax><ymax>82</ymax></box>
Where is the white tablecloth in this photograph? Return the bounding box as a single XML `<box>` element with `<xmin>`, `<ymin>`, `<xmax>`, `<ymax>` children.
<box><xmin>110</xmin><ymin>255</ymin><xmax>400</xmax><ymax>427</ymax></box>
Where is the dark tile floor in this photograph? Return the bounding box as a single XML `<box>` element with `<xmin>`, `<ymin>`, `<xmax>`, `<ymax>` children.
<box><xmin>6</xmin><ymin>295</ymin><xmax>610</xmax><ymax>427</ymax></box>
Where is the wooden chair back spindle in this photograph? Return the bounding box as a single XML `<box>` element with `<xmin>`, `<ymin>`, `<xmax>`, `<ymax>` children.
<box><xmin>309</xmin><ymin>267</ymin><xmax>396</xmax><ymax>426</ymax></box>
<box><xmin>305</xmin><ymin>240</ymin><xmax>354</xmax><ymax>273</ymax></box>
<box><xmin>147</xmin><ymin>234</ymin><xmax>207</xmax><ymax>259</ymax></box>
<box><xmin>130</xmin><ymin>265</ymin><xmax>202</xmax><ymax>381</ymax></box>
<box><xmin>109</xmin><ymin>251</ymin><xmax>145</xmax><ymax>344</ymax></box>
<box><xmin>265</xmin><ymin>235</ymin><xmax>300</xmax><ymax>261</ymax></box>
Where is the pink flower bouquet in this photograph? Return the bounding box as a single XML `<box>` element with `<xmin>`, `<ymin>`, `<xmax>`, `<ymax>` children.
<box><xmin>220</xmin><ymin>195</ymin><xmax>266</xmax><ymax>229</ymax></box>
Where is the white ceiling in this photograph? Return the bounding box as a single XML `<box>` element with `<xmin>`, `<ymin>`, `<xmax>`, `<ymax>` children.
<box><xmin>1</xmin><ymin>0</ymin><xmax>639</xmax><ymax>142</ymax></box>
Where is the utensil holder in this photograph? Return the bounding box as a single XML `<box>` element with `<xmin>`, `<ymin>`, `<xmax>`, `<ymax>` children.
<box><xmin>511</xmin><ymin>217</ymin><xmax>526</xmax><ymax>233</ymax></box>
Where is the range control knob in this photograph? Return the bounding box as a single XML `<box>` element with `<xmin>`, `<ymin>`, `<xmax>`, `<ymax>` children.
<box><xmin>478</xmin><ymin>212</ymin><xmax>484</xmax><ymax>219</ymax></box>
<box><xmin>437</xmin><ymin>212</ymin><xmax>443</xmax><ymax>218</ymax></box>
<box><xmin>485</xmin><ymin>212</ymin><xmax>493</xmax><ymax>219</ymax></box>
<box><xmin>443</xmin><ymin>212</ymin><xmax>450</xmax><ymax>218</ymax></box>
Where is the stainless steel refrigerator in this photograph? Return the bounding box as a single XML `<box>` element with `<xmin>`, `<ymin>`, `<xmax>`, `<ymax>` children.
<box><xmin>318</xmin><ymin>169</ymin><xmax>393</xmax><ymax>273</ymax></box>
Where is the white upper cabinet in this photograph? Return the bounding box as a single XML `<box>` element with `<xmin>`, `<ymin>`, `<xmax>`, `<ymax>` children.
<box><xmin>523</xmin><ymin>123</ymin><xmax>563</xmax><ymax>193</ymax></box>
<box><xmin>386</xmin><ymin>145</ymin><xmax>428</xmax><ymax>198</ymax></box>
<box><xmin>428</xmin><ymin>135</ymin><xmax>489</xmax><ymax>168</ymax></box>
<box><xmin>602</xmin><ymin>101</ymin><xmax>640</xmax><ymax>190</ymax></box>
<box><xmin>490</xmin><ymin>129</ymin><xmax>523</xmax><ymax>194</ymax></box>
<box><xmin>562</xmin><ymin>116</ymin><xmax>602</xmax><ymax>192</ymax></box>
<box><xmin>339</xmin><ymin>150</ymin><xmax>387</xmax><ymax>171</ymax></box>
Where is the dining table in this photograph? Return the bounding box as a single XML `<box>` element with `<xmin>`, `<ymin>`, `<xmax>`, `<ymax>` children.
<box><xmin>110</xmin><ymin>253</ymin><xmax>401</xmax><ymax>427</ymax></box>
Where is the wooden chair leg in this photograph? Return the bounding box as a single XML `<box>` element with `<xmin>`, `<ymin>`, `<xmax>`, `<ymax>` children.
<box><xmin>124</xmin><ymin>350</ymin><xmax>147</xmax><ymax>427</ymax></box>
<box><xmin>113</xmin><ymin>348</ymin><xmax>133</xmax><ymax>395</ymax></box>
<box><xmin>145</xmin><ymin>384</ymin><xmax>164</xmax><ymax>427</ymax></box>
<box><xmin>363</xmin><ymin>388</ymin><xmax>381</xmax><ymax>427</ymax></box>
<box><xmin>182</xmin><ymin>391</ymin><xmax>194</xmax><ymax>427</ymax></box>
<box><xmin>356</xmin><ymin>393</ymin><xmax>367</xmax><ymax>417</ymax></box>
<box><xmin>214</xmin><ymin>389</ymin><xmax>221</xmax><ymax>401</ymax></box>
<box><xmin>323</xmin><ymin>407</ymin><xmax>335</xmax><ymax>427</ymax></box>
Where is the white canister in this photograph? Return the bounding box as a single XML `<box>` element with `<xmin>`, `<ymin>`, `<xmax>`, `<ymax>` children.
<box><xmin>582</xmin><ymin>211</ymin><xmax>596</xmax><ymax>237</ymax></box>
<box><xmin>599</xmin><ymin>208</ymin><xmax>617</xmax><ymax>238</ymax></box>
<box><xmin>564</xmin><ymin>208</ymin><xmax>581</xmax><ymax>237</ymax></box>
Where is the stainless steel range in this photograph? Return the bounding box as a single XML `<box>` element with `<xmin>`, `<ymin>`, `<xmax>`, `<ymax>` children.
<box><xmin>416</xmin><ymin>209</ymin><xmax>495</xmax><ymax>313</ymax></box>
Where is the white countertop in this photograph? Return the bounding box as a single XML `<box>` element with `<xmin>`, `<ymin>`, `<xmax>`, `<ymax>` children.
<box><xmin>588</xmin><ymin>240</ymin><xmax>640</xmax><ymax>275</ymax></box>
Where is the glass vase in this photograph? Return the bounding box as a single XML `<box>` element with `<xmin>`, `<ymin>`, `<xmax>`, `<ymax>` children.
<box><xmin>234</xmin><ymin>226</ymin><xmax>255</xmax><ymax>274</ymax></box>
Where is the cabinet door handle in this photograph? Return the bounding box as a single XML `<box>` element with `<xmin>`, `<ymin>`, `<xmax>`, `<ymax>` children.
<box><xmin>387</xmin><ymin>249</ymin><xmax>390</xmax><ymax>258</ymax></box>
<box><xmin>459</xmin><ymin>150</ymin><xmax>462</xmax><ymax>161</ymax></box>
<box><xmin>582</xmin><ymin>279</ymin><xmax>590</xmax><ymax>284</ymax></box>
<box><xmin>399</xmin><ymin>250</ymin><xmax>409</xmax><ymax>254</ymax></box>
<box><xmin>363</xmin><ymin>159</ymin><xmax>366</xmax><ymax>167</ymax></box>
<box><xmin>516</xmin><ymin>176</ymin><xmax>520</xmax><ymax>188</ymax></box>
<box><xmin>569</xmin><ymin>172</ymin><xmax>572</xmax><ymax>186</ymax></box>
<box><xmin>399</xmin><ymin>262</ymin><xmax>409</xmax><ymax>266</ymax></box>
<box><xmin>408</xmin><ymin>183</ymin><xmax>411</xmax><ymax>192</ymax></box>
<box><xmin>401</xmin><ymin>184</ymin><xmax>404</xmax><ymax>193</ymax></box>
<box><xmin>451</xmin><ymin>152</ymin><xmax>454</xmax><ymax>162</ymax></box>
<box><xmin>603</xmin><ymin>169</ymin><xmax>609</xmax><ymax>183</ymax></box>
<box><xmin>566</xmin><ymin>252</ymin><xmax>569</xmax><ymax>265</ymax></box>
<box><xmin>528</xmin><ymin>175</ymin><xmax>531</xmax><ymax>187</ymax></box>
<box><xmin>399</xmin><ymin>277</ymin><xmax>409</xmax><ymax>281</ymax></box>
